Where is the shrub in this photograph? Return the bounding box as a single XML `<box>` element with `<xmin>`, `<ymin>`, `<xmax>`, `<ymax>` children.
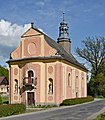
<box><xmin>95</xmin><ymin>112</ymin><xmax>105</xmax><ymax>120</ymax></box>
<box><xmin>0</xmin><ymin>104</ymin><xmax>26</xmax><ymax>117</ymax></box>
<box><xmin>97</xmin><ymin>95</ymin><xmax>104</xmax><ymax>98</ymax></box>
<box><xmin>60</xmin><ymin>96</ymin><xmax>94</xmax><ymax>106</ymax></box>
<box><xmin>0</xmin><ymin>95</ymin><xmax>2</xmax><ymax>105</ymax></box>
<box><xmin>2</xmin><ymin>96</ymin><xmax>9</xmax><ymax>104</ymax></box>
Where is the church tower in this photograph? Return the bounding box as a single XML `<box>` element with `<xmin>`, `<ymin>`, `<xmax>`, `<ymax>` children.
<box><xmin>57</xmin><ymin>13</ymin><xmax>71</xmax><ymax>54</ymax></box>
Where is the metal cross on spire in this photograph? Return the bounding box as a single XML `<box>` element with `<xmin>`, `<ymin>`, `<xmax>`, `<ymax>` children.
<box><xmin>63</xmin><ymin>12</ymin><xmax>65</xmax><ymax>21</ymax></box>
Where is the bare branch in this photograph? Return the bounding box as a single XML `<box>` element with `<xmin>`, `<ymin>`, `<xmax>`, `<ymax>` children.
<box><xmin>75</xmin><ymin>36</ymin><xmax>105</xmax><ymax>77</ymax></box>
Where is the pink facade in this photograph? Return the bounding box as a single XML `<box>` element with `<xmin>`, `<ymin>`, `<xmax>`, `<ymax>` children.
<box><xmin>7</xmin><ymin>26</ymin><xmax>87</xmax><ymax>106</ymax></box>
<box><xmin>34</xmin><ymin>64</ymin><xmax>40</xmax><ymax>104</ymax></box>
<box><xmin>24</xmin><ymin>37</ymin><xmax>41</xmax><ymax>57</ymax></box>
<box><xmin>55</xmin><ymin>63</ymin><xmax>62</xmax><ymax>104</ymax></box>
<box><xmin>66</xmin><ymin>67</ymin><xmax>72</xmax><ymax>99</ymax></box>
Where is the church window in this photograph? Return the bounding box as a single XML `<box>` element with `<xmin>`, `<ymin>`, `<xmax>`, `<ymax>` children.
<box><xmin>81</xmin><ymin>77</ymin><xmax>84</xmax><ymax>88</ymax></box>
<box><xmin>75</xmin><ymin>75</ymin><xmax>78</xmax><ymax>88</ymax></box>
<box><xmin>65</xmin><ymin>28</ymin><xmax>67</xmax><ymax>31</ymax></box>
<box><xmin>1</xmin><ymin>88</ymin><xmax>3</xmax><ymax>91</ymax></box>
<box><xmin>61</xmin><ymin>28</ymin><xmax>63</xmax><ymax>31</ymax></box>
<box><xmin>76</xmin><ymin>92</ymin><xmax>78</xmax><ymax>98</ymax></box>
<box><xmin>28</xmin><ymin>70</ymin><xmax>34</xmax><ymax>83</ymax></box>
<box><xmin>81</xmin><ymin>75</ymin><xmax>84</xmax><ymax>96</ymax></box>
<box><xmin>68</xmin><ymin>73</ymin><xmax>71</xmax><ymax>86</ymax></box>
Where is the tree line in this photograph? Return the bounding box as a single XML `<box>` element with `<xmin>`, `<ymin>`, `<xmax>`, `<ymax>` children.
<box><xmin>76</xmin><ymin>36</ymin><xmax>105</xmax><ymax>97</ymax></box>
<box><xmin>0</xmin><ymin>36</ymin><xmax>105</xmax><ymax>97</ymax></box>
<box><xmin>0</xmin><ymin>65</ymin><xmax>8</xmax><ymax>80</ymax></box>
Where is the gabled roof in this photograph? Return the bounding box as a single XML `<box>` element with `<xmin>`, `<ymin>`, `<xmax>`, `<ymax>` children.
<box><xmin>7</xmin><ymin>26</ymin><xmax>87</xmax><ymax>71</ymax></box>
<box><xmin>0</xmin><ymin>76</ymin><xmax>8</xmax><ymax>85</ymax></box>
<box><xmin>44</xmin><ymin>35</ymin><xmax>87</xmax><ymax>71</ymax></box>
<box><xmin>0</xmin><ymin>76</ymin><xmax>5</xmax><ymax>84</ymax></box>
<box><xmin>21</xmin><ymin>26</ymin><xmax>44</xmax><ymax>38</ymax></box>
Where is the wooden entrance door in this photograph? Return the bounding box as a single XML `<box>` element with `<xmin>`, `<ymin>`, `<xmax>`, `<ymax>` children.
<box><xmin>27</xmin><ymin>92</ymin><xmax>35</xmax><ymax>106</ymax></box>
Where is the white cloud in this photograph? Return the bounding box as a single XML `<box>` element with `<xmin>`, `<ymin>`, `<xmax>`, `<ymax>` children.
<box><xmin>0</xmin><ymin>55</ymin><xmax>4</xmax><ymax>61</ymax></box>
<box><xmin>0</xmin><ymin>19</ymin><xmax>31</xmax><ymax>65</ymax></box>
<box><xmin>0</xmin><ymin>19</ymin><xmax>45</xmax><ymax>65</ymax></box>
<box><xmin>0</xmin><ymin>19</ymin><xmax>30</xmax><ymax>47</ymax></box>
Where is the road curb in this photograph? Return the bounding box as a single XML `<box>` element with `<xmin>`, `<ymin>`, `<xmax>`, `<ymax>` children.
<box><xmin>0</xmin><ymin>99</ymin><xmax>105</xmax><ymax>120</ymax></box>
<box><xmin>86</xmin><ymin>107</ymin><xmax>105</xmax><ymax>120</ymax></box>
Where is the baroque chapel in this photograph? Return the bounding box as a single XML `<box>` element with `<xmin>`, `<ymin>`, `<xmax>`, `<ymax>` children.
<box><xmin>7</xmin><ymin>16</ymin><xmax>87</xmax><ymax>106</ymax></box>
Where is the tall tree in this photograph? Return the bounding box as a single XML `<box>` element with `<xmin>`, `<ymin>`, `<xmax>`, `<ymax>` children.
<box><xmin>76</xmin><ymin>36</ymin><xmax>105</xmax><ymax>97</ymax></box>
<box><xmin>0</xmin><ymin>65</ymin><xmax>8</xmax><ymax>79</ymax></box>
<box><xmin>76</xmin><ymin>36</ymin><xmax>105</xmax><ymax>77</ymax></box>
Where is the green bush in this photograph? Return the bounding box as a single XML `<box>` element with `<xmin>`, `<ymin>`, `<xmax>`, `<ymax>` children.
<box><xmin>0</xmin><ymin>96</ymin><xmax>2</xmax><ymax>105</ymax></box>
<box><xmin>60</xmin><ymin>96</ymin><xmax>94</xmax><ymax>106</ymax></box>
<box><xmin>1</xmin><ymin>96</ymin><xmax>9</xmax><ymax>104</ymax></box>
<box><xmin>0</xmin><ymin>96</ymin><xmax>9</xmax><ymax>105</ymax></box>
<box><xmin>94</xmin><ymin>112</ymin><xmax>105</xmax><ymax>120</ymax></box>
<box><xmin>0</xmin><ymin>104</ymin><xmax>26</xmax><ymax>117</ymax></box>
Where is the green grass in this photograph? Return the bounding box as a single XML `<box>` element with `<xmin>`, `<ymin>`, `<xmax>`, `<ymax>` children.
<box><xmin>25</xmin><ymin>105</ymin><xmax>58</xmax><ymax>114</ymax></box>
<box><xmin>94</xmin><ymin>112</ymin><xmax>105</xmax><ymax>120</ymax></box>
<box><xmin>25</xmin><ymin>109</ymin><xmax>39</xmax><ymax>113</ymax></box>
<box><xmin>29</xmin><ymin>104</ymin><xmax>57</xmax><ymax>109</ymax></box>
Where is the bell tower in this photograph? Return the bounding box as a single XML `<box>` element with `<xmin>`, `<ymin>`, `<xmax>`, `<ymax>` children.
<box><xmin>57</xmin><ymin>13</ymin><xmax>71</xmax><ymax>53</ymax></box>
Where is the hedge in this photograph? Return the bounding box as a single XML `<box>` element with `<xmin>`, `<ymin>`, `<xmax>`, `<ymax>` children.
<box><xmin>0</xmin><ymin>104</ymin><xmax>26</xmax><ymax>117</ymax></box>
<box><xmin>60</xmin><ymin>96</ymin><xmax>94</xmax><ymax>106</ymax></box>
<box><xmin>0</xmin><ymin>96</ymin><xmax>2</xmax><ymax>105</ymax></box>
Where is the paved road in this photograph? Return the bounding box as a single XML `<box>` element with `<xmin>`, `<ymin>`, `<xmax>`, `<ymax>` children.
<box><xmin>1</xmin><ymin>100</ymin><xmax>105</xmax><ymax>120</ymax></box>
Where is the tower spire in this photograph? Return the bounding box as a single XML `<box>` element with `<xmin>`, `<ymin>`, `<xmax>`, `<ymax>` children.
<box><xmin>57</xmin><ymin>13</ymin><xmax>71</xmax><ymax>53</ymax></box>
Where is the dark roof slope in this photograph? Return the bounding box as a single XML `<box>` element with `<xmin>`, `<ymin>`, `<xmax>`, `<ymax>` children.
<box><xmin>8</xmin><ymin>27</ymin><xmax>87</xmax><ymax>71</ymax></box>
<box><xmin>0</xmin><ymin>76</ymin><xmax>8</xmax><ymax>85</ymax></box>
<box><xmin>44</xmin><ymin>35</ymin><xmax>87</xmax><ymax>71</ymax></box>
<box><xmin>0</xmin><ymin>76</ymin><xmax>5</xmax><ymax>83</ymax></box>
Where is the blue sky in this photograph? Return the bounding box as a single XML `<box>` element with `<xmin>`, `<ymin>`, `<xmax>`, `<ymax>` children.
<box><xmin>0</xmin><ymin>0</ymin><xmax>105</xmax><ymax>66</ymax></box>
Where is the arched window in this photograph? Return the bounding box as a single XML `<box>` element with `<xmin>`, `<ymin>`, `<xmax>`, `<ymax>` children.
<box><xmin>68</xmin><ymin>73</ymin><xmax>71</xmax><ymax>86</ymax></box>
<box><xmin>28</xmin><ymin>70</ymin><xmax>34</xmax><ymax>83</ymax></box>
<box><xmin>81</xmin><ymin>77</ymin><xmax>84</xmax><ymax>88</ymax></box>
<box><xmin>75</xmin><ymin>75</ymin><xmax>79</xmax><ymax>98</ymax></box>
<box><xmin>61</xmin><ymin>28</ymin><xmax>64</xmax><ymax>31</ymax></box>
<box><xmin>65</xmin><ymin>28</ymin><xmax>67</xmax><ymax>31</ymax></box>
<box><xmin>81</xmin><ymin>74</ymin><xmax>84</xmax><ymax>97</ymax></box>
<box><xmin>28</xmin><ymin>70</ymin><xmax>34</xmax><ymax>77</ymax></box>
<box><xmin>14</xmin><ymin>79</ymin><xmax>18</xmax><ymax>94</ymax></box>
<box><xmin>75</xmin><ymin>75</ymin><xmax>78</xmax><ymax>88</ymax></box>
<box><xmin>48</xmin><ymin>78</ymin><xmax>53</xmax><ymax>94</ymax></box>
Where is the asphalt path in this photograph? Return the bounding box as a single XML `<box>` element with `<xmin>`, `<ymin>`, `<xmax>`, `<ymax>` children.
<box><xmin>0</xmin><ymin>100</ymin><xmax>105</xmax><ymax>120</ymax></box>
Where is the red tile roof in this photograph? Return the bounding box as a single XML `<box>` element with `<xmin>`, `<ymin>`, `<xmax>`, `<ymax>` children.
<box><xmin>0</xmin><ymin>76</ymin><xmax>5</xmax><ymax>84</ymax></box>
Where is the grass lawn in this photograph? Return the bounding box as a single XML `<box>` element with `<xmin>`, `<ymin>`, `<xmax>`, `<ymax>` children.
<box><xmin>26</xmin><ymin>109</ymin><xmax>40</xmax><ymax>113</ymax></box>
<box><xmin>26</xmin><ymin>105</ymin><xmax>58</xmax><ymax>113</ymax></box>
<box><xmin>94</xmin><ymin>112</ymin><xmax>105</xmax><ymax>120</ymax></box>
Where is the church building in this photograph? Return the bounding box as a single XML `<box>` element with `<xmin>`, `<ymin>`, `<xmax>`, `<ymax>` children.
<box><xmin>7</xmin><ymin>16</ymin><xmax>87</xmax><ymax>106</ymax></box>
